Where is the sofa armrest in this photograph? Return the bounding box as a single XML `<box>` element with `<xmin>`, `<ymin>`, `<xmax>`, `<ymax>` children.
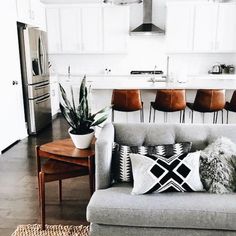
<box><xmin>95</xmin><ymin>123</ymin><xmax>114</xmax><ymax>190</ymax></box>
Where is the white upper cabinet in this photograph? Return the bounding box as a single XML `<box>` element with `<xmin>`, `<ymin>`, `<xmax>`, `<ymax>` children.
<box><xmin>46</xmin><ymin>8</ymin><xmax>61</xmax><ymax>53</ymax></box>
<box><xmin>216</xmin><ymin>4</ymin><xmax>236</xmax><ymax>52</ymax></box>
<box><xmin>60</xmin><ymin>8</ymin><xmax>81</xmax><ymax>53</ymax></box>
<box><xmin>16</xmin><ymin>0</ymin><xmax>46</xmax><ymax>29</ymax></box>
<box><xmin>193</xmin><ymin>4</ymin><xmax>218</xmax><ymax>52</ymax></box>
<box><xmin>45</xmin><ymin>4</ymin><xmax>129</xmax><ymax>54</ymax></box>
<box><xmin>166</xmin><ymin>3</ymin><xmax>194</xmax><ymax>52</ymax></box>
<box><xmin>166</xmin><ymin>2</ymin><xmax>236</xmax><ymax>53</ymax></box>
<box><xmin>81</xmin><ymin>7</ymin><xmax>103</xmax><ymax>52</ymax></box>
<box><xmin>16</xmin><ymin>0</ymin><xmax>31</xmax><ymax>24</ymax></box>
<box><xmin>103</xmin><ymin>6</ymin><xmax>129</xmax><ymax>53</ymax></box>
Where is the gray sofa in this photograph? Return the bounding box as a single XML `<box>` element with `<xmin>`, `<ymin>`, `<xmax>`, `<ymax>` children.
<box><xmin>87</xmin><ymin>123</ymin><xmax>236</xmax><ymax>236</ymax></box>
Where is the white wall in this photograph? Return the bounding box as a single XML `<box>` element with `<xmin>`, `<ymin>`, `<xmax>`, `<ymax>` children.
<box><xmin>48</xmin><ymin>0</ymin><xmax>236</xmax><ymax>77</ymax></box>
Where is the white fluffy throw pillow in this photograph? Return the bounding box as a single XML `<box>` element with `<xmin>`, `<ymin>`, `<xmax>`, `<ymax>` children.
<box><xmin>200</xmin><ymin>137</ymin><xmax>236</xmax><ymax>194</ymax></box>
<box><xmin>130</xmin><ymin>151</ymin><xmax>204</xmax><ymax>195</ymax></box>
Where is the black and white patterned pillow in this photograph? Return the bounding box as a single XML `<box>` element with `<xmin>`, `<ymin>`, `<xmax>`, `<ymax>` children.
<box><xmin>130</xmin><ymin>151</ymin><xmax>204</xmax><ymax>194</ymax></box>
<box><xmin>112</xmin><ymin>142</ymin><xmax>192</xmax><ymax>183</ymax></box>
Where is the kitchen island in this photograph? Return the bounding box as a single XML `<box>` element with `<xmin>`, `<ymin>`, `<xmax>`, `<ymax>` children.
<box><xmin>59</xmin><ymin>75</ymin><xmax>236</xmax><ymax>124</ymax></box>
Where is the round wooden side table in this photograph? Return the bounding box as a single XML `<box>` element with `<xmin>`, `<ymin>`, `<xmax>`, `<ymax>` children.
<box><xmin>36</xmin><ymin>138</ymin><xmax>95</xmax><ymax>230</ymax></box>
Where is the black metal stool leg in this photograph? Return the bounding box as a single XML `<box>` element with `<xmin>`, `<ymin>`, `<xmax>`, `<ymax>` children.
<box><xmin>213</xmin><ymin>112</ymin><xmax>216</xmax><ymax>124</ymax></box>
<box><xmin>149</xmin><ymin>104</ymin><xmax>152</xmax><ymax>123</ymax></box>
<box><xmin>182</xmin><ymin>109</ymin><xmax>185</xmax><ymax>123</ymax></box>
<box><xmin>164</xmin><ymin>112</ymin><xmax>167</xmax><ymax>123</ymax></box>
<box><xmin>227</xmin><ymin>110</ymin><xmax>229</xmax><ymax>124</ymax></box>
<box><xmin>179</xmin><ymin>111</ymin><xmax>182</xmax><ymax>123</ymax></box>
<box><xmin>221</xmin><ymin>110</ymin><xmax>224</xmax><ymax>124</ymax></box>
<box><xmin>153</xmin><ymin>110</ymin><xmax>156</xmax><ymax>123</ymax></box>
<box><xmin>142</xmin><ymin>108</ymin><xmax>144</xmax><ymax>122</ymax></box>
<box><xmin>215</xmin><ymin>111</ymin><xmax>219</xmax><ymax>124</ymax></box>
<box><xmin>191</xmin><ymin>110</ymin><xmax>194</xmax><ymax>123</ymax></box>
<box><xmin>112</xmin><ymin>109</ymin><xmax>114</xmax><ymax>122</ymax></box>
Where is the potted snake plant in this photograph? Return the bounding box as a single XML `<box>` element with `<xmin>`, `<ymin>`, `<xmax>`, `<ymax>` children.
<box><xmin>59</xmin><ymin>75</ymin><xmax>110</xmax><ymax>149</ymax></box>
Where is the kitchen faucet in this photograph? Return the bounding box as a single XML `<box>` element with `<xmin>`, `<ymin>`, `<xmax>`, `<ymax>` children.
<box><xmin>148</xmin><ymin>65</ymin><xmax>157</xmax><ymax>83</ymax></box>
<box><xmin>162</xmin><ymin>56</ymin><xmax>170</xmax><ymax>82</ymax></box>
<box><xmin>68</xmin><ymin>65</ymin><xmax>71</xmax><ymax>78</ymax></box>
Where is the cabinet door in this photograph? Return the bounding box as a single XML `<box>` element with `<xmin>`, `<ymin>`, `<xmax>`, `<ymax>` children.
<box><xmin>46</xmin><ymin>8</ymin><xmax>61</xmax><ymax>53</ymax></box>
<box><xmin>103</xmin><ymin>6</ymin><xmax>129</xmax><ymax>53</ymax></box>
<box><xmin>193</xmin><ymin>4</ymin><xmax>218</xmax><ymax>52</ymax></box>
<box><xmin>81</xmin><ymin>6</ymin><xmax>103</xmax><ymax>52</ymax></box>
<box><xmin>216</xmin><ymin>4</ymin><xmax>236</xmax><ymax>52</ymax></box>
<box><xmin>16</xmin><ymin>0</ymin><xmax>31</xmax><ymax>24</ymax></box>
<box><xmin>50</xmin><ymin>78</ymin><xmax>59</xmax><ymax>117</ymax></box>
<box><xmin>60</xmin><ymin>8</ymin><xmax>81</xmax><ymax>53</ymax></box>
<box><xmin>166</xmin><ymin>4</ymin><xmax>194</xmax><ymax>52</ymax></box>
<box><xmin>31</xmin><ymin>0</ymin><xmax>46</xmax><ymax>30</ymax></box>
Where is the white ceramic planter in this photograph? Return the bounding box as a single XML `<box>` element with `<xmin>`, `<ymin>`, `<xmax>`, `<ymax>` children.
<box><xmin>68</xmin><ymin>128</ymin><xmax>94</xmax><ymax>149</ymax></box>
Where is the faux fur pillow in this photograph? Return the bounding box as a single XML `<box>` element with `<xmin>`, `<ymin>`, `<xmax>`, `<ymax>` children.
<box><xmin>200</xmin><ymin>137</ymin><xmax>236</xmax><ymax>194</ymax></box>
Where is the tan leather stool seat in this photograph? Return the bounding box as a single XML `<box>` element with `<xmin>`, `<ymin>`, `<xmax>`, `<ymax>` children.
<box><xmin>149</xmin><ymin>89</ymin><xmax>186</xmax><ymax>123</ymax></box>
<box><xmin>187</xmin><ymin>89</ymin><xmax>225</xmax><ymax>123</ymax></box>
<box><xmin>111</xmin><ymin>89</ymin><xmax>144</xmax><ymax>122</ymax></box>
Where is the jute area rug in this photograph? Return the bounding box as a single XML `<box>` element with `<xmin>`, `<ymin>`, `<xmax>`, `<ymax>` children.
<box><xmin>11</xmin><ymin>224</ymin><xmax>89</xmax><ymax>236</ymax></box>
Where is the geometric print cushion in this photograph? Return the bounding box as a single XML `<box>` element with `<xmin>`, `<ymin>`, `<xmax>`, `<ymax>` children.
<box><xmin>130</xmin><ymin>151</ymin><xmax>204</xmax><ymax>194</ymax></box>
<box><xmin>112</xmin><ymin>142</ymin><xmax>192</xmax><ymax>183</ymax></box>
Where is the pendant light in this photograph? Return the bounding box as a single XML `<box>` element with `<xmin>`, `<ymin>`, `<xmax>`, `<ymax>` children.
<box><xmin>103</xmin><ymin>0</ymin><xmax>142</xmax><ymax>5</ymax></box>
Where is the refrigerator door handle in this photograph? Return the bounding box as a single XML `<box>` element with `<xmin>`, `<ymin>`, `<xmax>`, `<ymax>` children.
<box><xmin>35</xmin><ymin>82</ymin><xmax>50</xmax><ymax>90</ymax></box>
<box><xmin>36</xmin><ymin>94</ymin><xmax>50</xmax><ymax>104</ymax></box>
<box><xmin>38</xmin><ymin>37</ymin><xmax>43</xmax><ymax>75</ymax></box>
<box><xmin>42</xmin><ymin>36</ymin><xmax>47</xmax><ymax>76</ymax></box>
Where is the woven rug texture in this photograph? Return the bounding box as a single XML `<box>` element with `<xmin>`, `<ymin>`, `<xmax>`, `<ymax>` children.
<box><xmin>11</xmin><ymin>224</ymin><xmax>89</xmax><ymax>236</ymax></box>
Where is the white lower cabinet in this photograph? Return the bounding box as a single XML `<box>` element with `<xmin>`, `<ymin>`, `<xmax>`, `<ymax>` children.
<box><xmin>45</xmin><ymin>4</ymin><xmax>129</xmax><ymax>54</ymax></box>
<box><xmin>50</xmin><ymin>76</ymin><xmax>60</xmax><ymax>117</ymax></box>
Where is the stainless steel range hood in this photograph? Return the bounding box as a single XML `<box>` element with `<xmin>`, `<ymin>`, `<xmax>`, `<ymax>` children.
<box><xmin>130</xmin><ymin>0</ymin><xmax>164</xmax><ymax>36</ymax></box>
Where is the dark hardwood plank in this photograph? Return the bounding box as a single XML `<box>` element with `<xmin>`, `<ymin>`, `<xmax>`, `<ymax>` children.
<box><xmin>0</xmin><ymin>117</ymin><xmax>90</xmax><ymax>236</ymax></box>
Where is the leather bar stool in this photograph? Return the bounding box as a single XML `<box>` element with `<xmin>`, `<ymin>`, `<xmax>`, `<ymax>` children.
<box><xmin>149</xmin><ymin>89</ymin><xmax>186</xmax><ymax>123</ymax></box>
<box><xmin>111</xmin><ymin>89</ymin><xmax>144</xmax><ymax>122</ymax></box>
<box><xmin>225</xmin><ymin>90</ymin><xmax>236</xmax><ymax>124</ymax></box>
<box><xmin>187</xmin><ymin>89</ymin><xmax>225</xmax><ymax>124</ymax></box>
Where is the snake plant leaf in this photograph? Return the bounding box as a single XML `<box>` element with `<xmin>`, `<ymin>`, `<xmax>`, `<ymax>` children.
<box><xmin>70</xmin><ymin>86</ymin><xmax>76</xmax><ymax>112</ymax></box>
<box><xmin>59</xmin><ymin>75</ymin><xmax>111</xmax><ymax>134</ymax></box>
<box><xmin>90</xmin><ymin>106</ymin><xmax>112</xmax><ymax>119</ymax></box>
<box><xmin>79</xmin><ymin>76</ymin><xmax>87</xmax><ymax>103</ymax></box>
<box><xmin>59</xmin><ymin>103</ymin><xmax>77</xmax><ymax>130</ymax></box>
<box><xmin>59</xmin><ymin>83</ymin><xmax>73</xmax><ymax>110</ymax></box>
<box><xmin>91</xmin><ymin>113</ymin><xmax>109</xmax><ymax>126</ymax></box>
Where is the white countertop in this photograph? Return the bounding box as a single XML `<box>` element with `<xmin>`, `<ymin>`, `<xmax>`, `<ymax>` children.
<box><xmin>59</xmin><ymin>76</ymin><xmax>236</xmax><ymax>90</ymax></box>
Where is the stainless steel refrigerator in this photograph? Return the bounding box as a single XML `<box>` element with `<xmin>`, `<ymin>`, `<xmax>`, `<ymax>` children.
<box><xmin>18</xmin><ymin>23</ymin><xmax>52</xmax><ymax>135</ymax></box>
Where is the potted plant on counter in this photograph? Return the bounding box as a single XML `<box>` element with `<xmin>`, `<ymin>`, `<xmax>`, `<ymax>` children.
<box><xmin>59</xmin><ymin>75</ymin><xmax>111</xmax><ymax>149</ymax></box>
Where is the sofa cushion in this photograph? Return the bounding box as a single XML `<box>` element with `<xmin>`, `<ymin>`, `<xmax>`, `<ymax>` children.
<box><xmin>113</xmin><ymin>142</ymin><xmax>192</xmax><ymax>183</ymax></box>
<box><xmin>87</xmin><ymin>184</ymin><xmax>236</xmax><ymax>230</ymax></box>
<box><xmin>130</xmin><ymin>151</ymin><xmax>204</xmax><ymax>194</ymax></box>
<box><xmin>200</xmin><ymin>137</ymin><xmax>236</xmax><ymax>194</ymax></box>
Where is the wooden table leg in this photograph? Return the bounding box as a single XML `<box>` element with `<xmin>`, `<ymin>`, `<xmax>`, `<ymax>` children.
<box><xmin>88</xmin><ymin>155</ymin><xmax>95</xmax><ymax>196</ymax></box>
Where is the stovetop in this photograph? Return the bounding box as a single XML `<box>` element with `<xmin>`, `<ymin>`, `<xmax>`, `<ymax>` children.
<box><xmin>130</xmin><ymin>70</ymin><xmax>163</xmax><ymax>75</ymax></box>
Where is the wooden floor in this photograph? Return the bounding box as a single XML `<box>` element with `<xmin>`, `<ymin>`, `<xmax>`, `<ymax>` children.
<box><xmin>0</xmin><ymin>117</ymin><xmax>90</xmax><ymax>236</ymax></box>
